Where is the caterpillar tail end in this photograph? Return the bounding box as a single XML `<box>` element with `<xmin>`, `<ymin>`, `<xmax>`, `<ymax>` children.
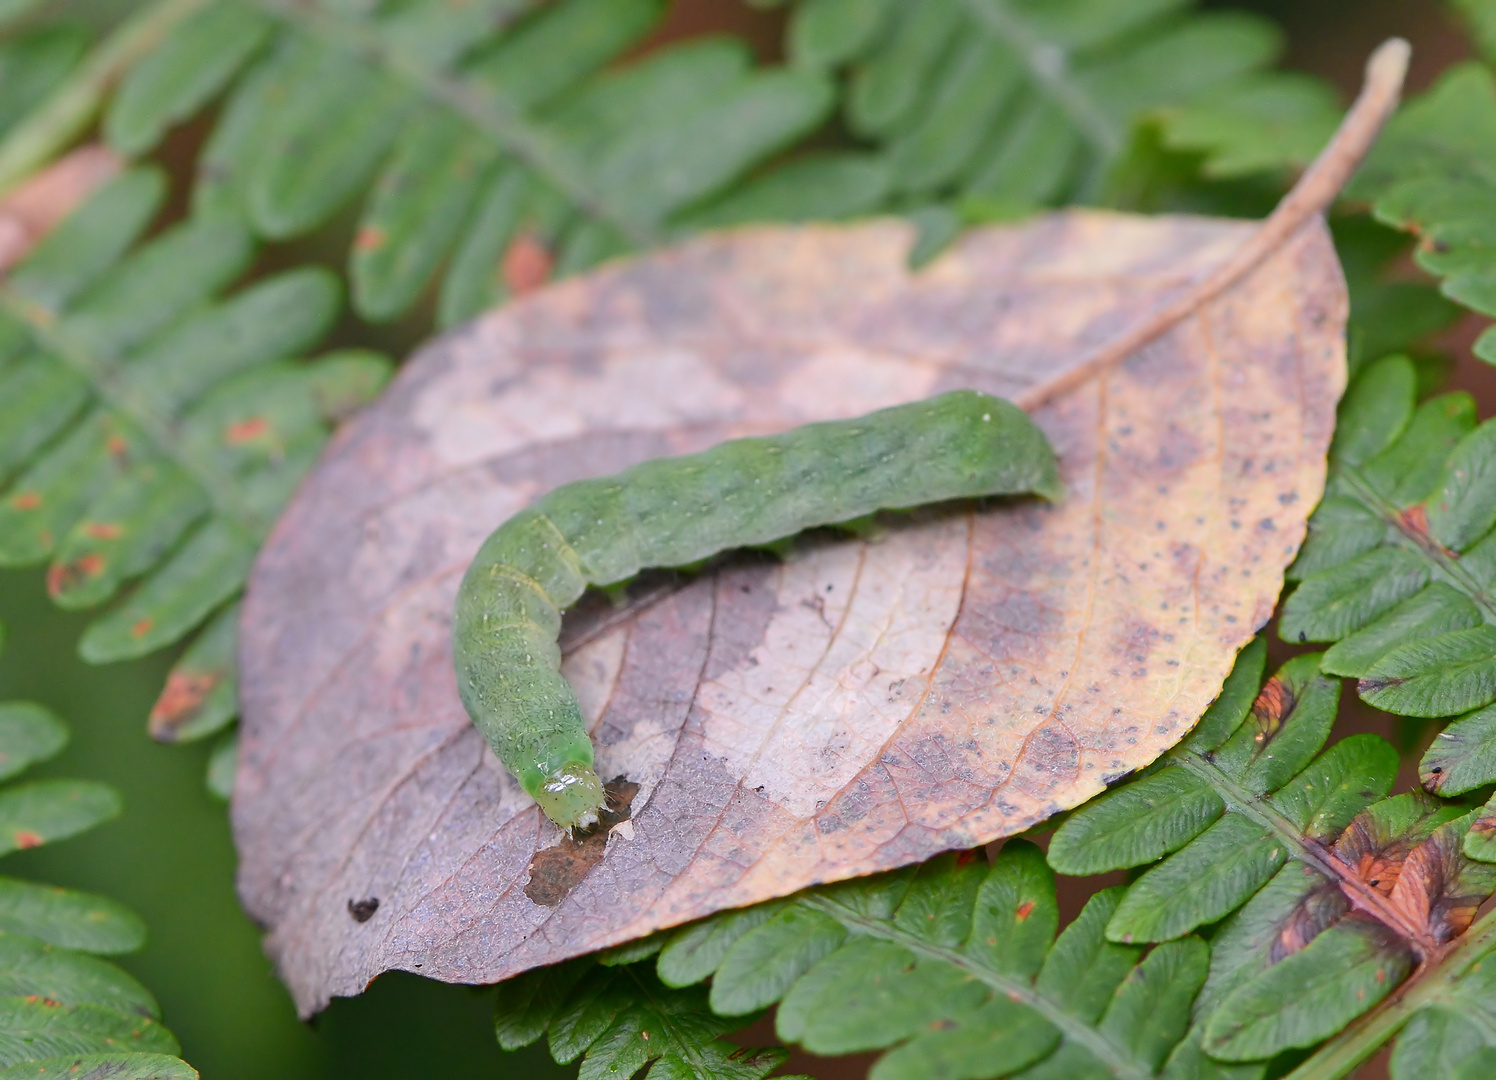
<box><xmin>535</xmin><ymin>761</ymin><xmax>607</xmax><ymax>832</ymax></box>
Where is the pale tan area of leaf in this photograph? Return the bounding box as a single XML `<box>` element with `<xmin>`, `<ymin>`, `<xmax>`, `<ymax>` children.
<box><xmin>0</xmin><ymin>144</ymin><xmax>120</xmax><ymax>273</ymax></box>
<box><xmin>235</xmin><ymin>209</ymin><xmax>1345</xmax><ymax>1014</ymax></box>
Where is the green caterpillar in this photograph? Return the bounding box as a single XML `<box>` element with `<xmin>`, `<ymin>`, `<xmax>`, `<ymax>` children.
<box><xmin>452</xmin><ymin>390</ymin><xmax>1061</xmax><ymax>831</ymax></box>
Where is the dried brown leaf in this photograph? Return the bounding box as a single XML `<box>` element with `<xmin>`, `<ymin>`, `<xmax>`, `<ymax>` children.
<box><xmin>235</xmin><ymin>210</ymin><xmax>1344</xmax><ymax>1013</ymax></box>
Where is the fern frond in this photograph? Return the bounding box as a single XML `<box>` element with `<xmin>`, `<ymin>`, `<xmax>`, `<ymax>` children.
<box><xmin>1260</xmin><ymin>347</ymin><xmax>1496</xmax><ymax>799</ymax></box>
<box><xmin>500</xmin><ymin>842</ymin><xmax>1218</xmax><ymax>1080</ymax></box>
<box><xmin>1049</xmin><ymin>646</ymin><xmax>1496</xmax><ymax>1077</ymax></box>
<box><xmin>0</xmin><ymin>165</ymin><xmax>390</xmax><ymax>734</ymax></box>
<box><xmin>0</xmin><ymin>646</ymin><xmax>194</xmax><ymax>1075</ymax></box>
<box><xmin>804</xmin><ymin>0</ymin><xmax>1340</xmax><ymax>210</ymax></box>
<box><xmin>495</xmin><ymin>953</ymin><xmax>794</xmax><ymax>1080</ymax></box>
<box><xmin>1349</xmin><ymin>62</ymin><xmax>1496</xmax><ymax>363</ymax></box>
<box><xmin>80</xmin><ymin>0</ymin><xmax>834</xmax><ymax>326</ymax></box>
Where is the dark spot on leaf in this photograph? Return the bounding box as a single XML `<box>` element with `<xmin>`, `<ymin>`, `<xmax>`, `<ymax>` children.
<box><xmin>525</xmin><ymin>777</ymin><xmax>640</xmax><ymax>907</ymax></box>
<box><xmin>348</xmin><ymin>897</ymin><xmax>379</xmax><ymax>922</ymax></box>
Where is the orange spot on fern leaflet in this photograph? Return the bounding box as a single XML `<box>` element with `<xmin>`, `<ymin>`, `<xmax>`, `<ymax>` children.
<box><xmin>13</xmin><ymin>831</ymin><xmax>43</xmax><ymax>849</ymax></box>
<box><xmin>84</xmin><ymin>521</ymin><xmax>122</xmax><ymax>540</ymax></box>
<box><xmin>1015</xmin><ymin>901</ymin><xmax>1035</xmax><ymax>922</ymax></box>
<box><xmin>10</xmin><ymin>492</ymin><xmax>40</xmax><ymax>510</ymax></box>
<box><xmin>131</xmin><ymin>617</ymin><xmax>154</xmax><ymax>639</ymax></box>
<box><xmin>502</xmin><ymin>233</ymin><xmax>553</xmax><ymax>295</ymax></box>
<box><xmin>106</xmin><ymin>434</ymin><xmax>128</xmax><ymax>458</ymax></box>
<box><xmin>1400</xmin><ymin>504</ymin><xmax>1430</xmax><ymax>537</ymax></box>
<box><xmin>225</xmin><ymin>416</ymin><xmax>270</xmax><ymax>444</ymax></box>
<box><xmin>149</xmin><ymin>672</ymin><xmax>220</xmax><ymax>740</ymax></box>
<box><xmin>1250</xmin><ymin>677</ymin><xmax>1295</xmax><ymax>746</ymax></box>
<box><xmin>1399</xmin><ymin>504</ymin><xmax>1452</xmax><ymax>553</ymax></box>
<box><xmin>354</xmin><ymin>226</ymin><xmax>386</xmax><ymax>252</ymax></box>
<box><xmin>47</xmin><ymin>553</ymin><xmax>104</xmax><ymax>597</ymax></box>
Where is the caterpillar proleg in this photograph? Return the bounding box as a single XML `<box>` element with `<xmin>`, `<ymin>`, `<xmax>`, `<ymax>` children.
<box><xmin>453</xmin><ymin>390</ymin><xmax>1061</xmax><ymax>831</ymax></box>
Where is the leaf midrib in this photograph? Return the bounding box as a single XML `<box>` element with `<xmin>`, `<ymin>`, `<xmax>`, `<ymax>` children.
<box><xmin>1171</xmin><ymin>751</ymin><xmax>1436</xmax><ymax>953</ymax></box>
<box><xmin>1337</xmin><ymin>463</ymin><xmax>1496</xmax><ymax>623</ymax></box>
<box><xmin>960</xmin><ymin>0</ymin><xmax>1124</xmax><ymax>159</ymax></box>
<box><xmin>1283</xmin><ymin>908</ymin><xmax>1496</xmax><ymax>1080</ymax></box>
<box><xmin>799</xmin><ymin>893</ymin><xmax>1153</xmax><ymax>1080</ymax></box>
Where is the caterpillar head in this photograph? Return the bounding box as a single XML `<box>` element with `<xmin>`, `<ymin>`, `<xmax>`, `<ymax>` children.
<box><xmin>536</xmin><ymin>761</ymin><xmax>607</xmax><ymax>833</ymax></box>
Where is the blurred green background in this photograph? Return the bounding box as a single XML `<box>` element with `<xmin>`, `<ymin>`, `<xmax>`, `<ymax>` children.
<box><xmin>0</xmin><ymin>1</ymin><xmax>1464</xmax><ymax>1077</ymax></box>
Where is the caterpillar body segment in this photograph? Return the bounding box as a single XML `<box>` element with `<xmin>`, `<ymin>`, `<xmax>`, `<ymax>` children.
<box><xmin>453</xmin><ymin>390</ymin><xmax>1061</xmax><ymax>831</ymax></box>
